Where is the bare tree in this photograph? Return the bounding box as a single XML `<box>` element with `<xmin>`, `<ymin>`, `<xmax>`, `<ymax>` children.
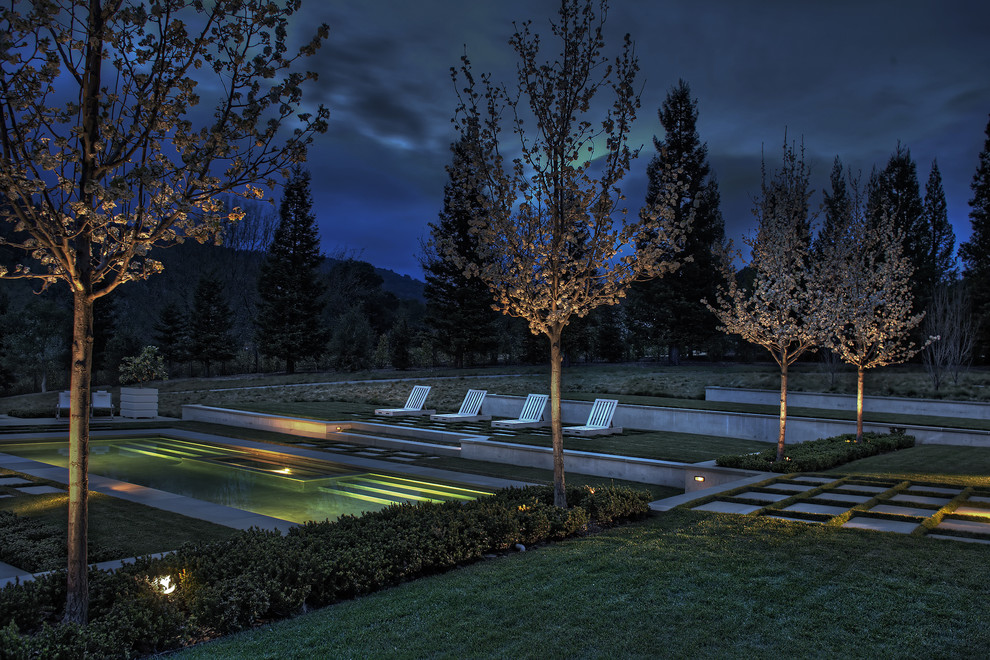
<box><xmin>818</xmin><ymin>178</ymin><xmax>927</xmax><ymax>440</ymax></box>
<box><xmin>707</xmin><ymin>140</ymin><xmax>821</xmax><ymax>462</ymax></box>
<box><xmin>452</xmin><ymin>0</ymin><xmax>689</xmax><ymax>507</ymax></box>
<box><xmin>0</xmin><ymin>0</ymin><xmax>328</xmax><ymax>622</ymax></box>
<box><xmin>923</xmin><ymin>283</ymin><xmax>975</xmax><ymax>390</ymax></box>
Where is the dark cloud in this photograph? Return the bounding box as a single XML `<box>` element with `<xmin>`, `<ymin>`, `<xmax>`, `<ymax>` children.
<box><xmin>281</xmin><ymin>0</ymin><xmax>990</xmax><ymax>278</ymax></box>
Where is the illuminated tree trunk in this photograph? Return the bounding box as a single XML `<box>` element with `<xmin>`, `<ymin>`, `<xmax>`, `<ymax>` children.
<box><xmin>856</xmin><ymin>366</ymin><xmax>865</xmax><ymax>442</ymax></box>
<box><xmin>777</xmin><ymin>361</ymin><xmax>787</xmax><ymax>462</ymax></box>
<box><xmin>65</xmin><ymin>289</ymin><xmax>94</xmax><ymax>624</ymax></box>
<box><xmin>548</xmin><ymin>325</ymin><xmax>566</xmax><ymax>508</ymax></box>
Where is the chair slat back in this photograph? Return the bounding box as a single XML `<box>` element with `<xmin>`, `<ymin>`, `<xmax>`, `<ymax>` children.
<box><xmin>59</xmin><ymin>391</ymin><xmax>72</xmax><ymax>408</ymax></box>
<box><xmin>92</xmin><ymin>391</ymin><xmax>112</xmax><ymax>409</ymax></box>
<box><xmin>519</xmin><ymin>394</ymin><xmax>548</xmax><ymax>422</ymax></box>
<box><xmin>457</xmin><ymin>389</ymin><xmax>487</xmax><ymax>415</ymax></box>
<box><xmin>587</xmin><ymin>399</ymin><xmax>617</xmax><ymax>428</ymax></box>
<box><xmin>405</xmin><ymin>385</ymin><xmax>431</xmax><ymax>410</ymax></box>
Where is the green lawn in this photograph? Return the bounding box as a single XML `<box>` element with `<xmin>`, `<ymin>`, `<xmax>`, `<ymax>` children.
<box><xmin>176</xmin><ymin>509</ymin><xmax>990</xmax><ymax>659</ymax></box>
<box><xmin>0</xmin><ymin>486</ymin><xmax>239</xmax><ymax>572</ymax></box>
<box><xmin>832</xmin><ymin>444</ymin><xmax>990</xmax><ymax>485</ymax></box>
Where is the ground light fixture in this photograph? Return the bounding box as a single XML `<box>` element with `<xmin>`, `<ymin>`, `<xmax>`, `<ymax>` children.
<box><xmin>694</xmin><ymin>475</ymin><xmax>706</xmax><ymax>483</ymax></box>
<box><xmin>156</xmin><ymin>576</ymin><xmax>176</xmax><ymax>595</ymax></box>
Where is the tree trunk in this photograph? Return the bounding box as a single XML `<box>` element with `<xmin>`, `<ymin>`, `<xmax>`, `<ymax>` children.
<box><xmin>856</xmin><ymin>366</ymin><xmax>865</xmax><ymax>442</ymax></box>
<box><xmin>777</xmin><ymin>361</ymin><xmax>788</xmax><ymax>462</ymax></box>
<box><xmin>65</xmin><ymin>291</ymin><xmax>94</xmax><ymax>624</ymax></box>
<box><xmin>548</xmin><ymin>326</ymin><xmax>566</xmax><ymax>507</ymax></box>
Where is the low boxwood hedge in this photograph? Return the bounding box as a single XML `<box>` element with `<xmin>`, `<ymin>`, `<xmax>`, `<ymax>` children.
<box><xmin>715</xmin><ymin>431</ymin><xmax>915</xmax><ymax>473</ymax></box>
<box><xmin>0</xmin><ymin>484</ymin><xmax>650</xmax><ymax>658</ymax></box>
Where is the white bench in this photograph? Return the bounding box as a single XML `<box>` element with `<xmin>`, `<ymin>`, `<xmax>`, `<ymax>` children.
<box><xmin>564</xmin><ymin>398</ymin><xmax>620</xmax><ymax>437</ymax></box>
<box><xmin>431</xmin><ymin>389</ymin><xmax>491</xmax><ymax>423</ymax></box>
<box><xmin>491</xmin><ymin>394</ymin><xmax>549</xmax><ymax>429</ymax></box>
<box><xmin>375</xmin><ymin>385</ymin><xmax>436</xmax><ymax>417</ymax></box>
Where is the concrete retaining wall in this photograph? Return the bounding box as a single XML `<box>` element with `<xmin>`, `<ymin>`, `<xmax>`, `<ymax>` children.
<box><xmin>183</xmin><ymin>405</ymin><xmax>330</xmax><ymax>439</ymax></box>
<box><xmin>483</xmin><ymin>394</ymin><xmax>990</xmax><ymax>447</ymax></box>
<box><xmin>461</xmin><ymin>438</ymin><xmax>759</xmax><ymax>491</ymax></box>
<box><xmin>705</xmin><ymin>386</ymin><xmax>990</xmax><ymax>420</ymax></box>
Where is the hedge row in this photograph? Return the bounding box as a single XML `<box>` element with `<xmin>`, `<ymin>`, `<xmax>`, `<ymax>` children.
<box><xmin>715</xmin><ymin>431</ymin><xmax>915</xmax><ymax>472</ymax></box>
<box><xmin>0</xmin><ymin>485</ymin><xmax>650</xmax><ymax>659</ymax></box>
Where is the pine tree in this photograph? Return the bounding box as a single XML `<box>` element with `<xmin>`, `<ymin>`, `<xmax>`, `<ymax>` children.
<box><xmin>420</xmin><ymin>128</ymin><xmax>500</xmax><ymax>368</ymax></box>
<box><xmin>255</xmin><ymin>168</ymin><xmax>328</xmax><ymax>374</ymax></box>
<box><xmin>868</xmin><ymin>144</ymin><xmax>926</xmax><ymax>310</ymax></box>
<box><xmin>191</xmin><ymin>274</ymin><xmax>236</xmax><ymax>377</ymax></box>
<box><xmin>960</xmin><ymin>115</ymin><xmax>990</xmax><ymax>362</ymax></box>
<box><xmin>919</xmin><ymin>160</ymin><xmax>956</xmax><ymax>292</ymax></box>
<box><xmin>627</xmin><ymin>80</ymin><xmax>725</xmax><ymax>363</ymax></box>
<box><xmin>154</xmin><ymin>302</ymin><xmax>191</xmax><ymax>374</ymax></box>
<box><xmin>389</xmin><ymin>317</ymin><xmax>412</xmax><ymax>371</ymax></box>
<box><xmin>816</xmin><ymin>157</ymin><xmax>850</xmax><ymax>255</ymax></box>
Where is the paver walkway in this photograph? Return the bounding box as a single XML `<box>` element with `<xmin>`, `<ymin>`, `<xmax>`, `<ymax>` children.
<box><xmin>686</xmin><ymin>474</ymin><xmax>990</xmax><ymax>544</ymax></box>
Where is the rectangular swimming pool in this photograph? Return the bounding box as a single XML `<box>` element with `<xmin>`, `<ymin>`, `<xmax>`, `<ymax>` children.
<box><xmin>0</xmin><ymin>436</ymin><xmax>490</xmax><ymax>524</ymax></box>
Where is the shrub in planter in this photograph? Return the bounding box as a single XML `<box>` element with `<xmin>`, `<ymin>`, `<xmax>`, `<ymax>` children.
<box><xmin>716</xmin><ymin>431</ymin><xmax>915</xmax><ymax>472</ymax></box>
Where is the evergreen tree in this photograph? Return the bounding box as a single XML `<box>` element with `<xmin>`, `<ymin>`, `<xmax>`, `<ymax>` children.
<box><xmin>816</xmin><ymin>157</ymin><xmax>851</xmax><ymax>255</ymax></box>
<box><xmin>867</xmin><ymin>144</ymin><xmax>926</xmax><ymax>309</ymax></box>
<box><xmin>420</xmin><ymin>128</ymin><xmax>500</xmax><ymax>367</ymax></box>
<box><xmin>960</xmin><ymin>116</ymin><xmax>990</xmax><ymax>362</ymax></box>
<box><xmin>627</xmin><ymin>79</ymin><xmax>725</xmax><ymax>363</ymax></box>
<box><xmin>919</xmin><ymin>160</ymin><xmax>956</xmax><ymax>291</ymax></box>
<box><xmin>389</xmin><ymin>317</ymin><xmax>412</xmax><ymax>370</ymax></box>
<box><xmin>191</xmin><ymin>274</ymin><xmax>236</xmax><ymax>377</ymax></box>
<box><xmin>255</xmin><ymin>168</ymin><xmax>328</xmax><ymax>373</ymax></box>
<box><xmin>328</xmin><ymin>307</ymin><xmax>373</xmax><ymax>371</ymax></box>
<box><xmin>154</xmin><ymin>302</ymin><xmax>191</xmax><ymax>374</ymax></box>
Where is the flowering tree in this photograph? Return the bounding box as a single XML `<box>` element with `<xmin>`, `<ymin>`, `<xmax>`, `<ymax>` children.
<box><xmin>452</xmin><ymin>0</ymin><xmax>689</xmax><ymax>507</ymax></box>
<box><xmin>818</xmin><ymin>180</ymin><xmax>927</xmax><ymax>440</ymax></box>
<box><xmin>707</xmin><ymin>141</ymin><xmax>821</xmax><ymax>462</ymax></box>
<box><xmin>0</xmin><ymin>0</ymin><xmax>328</xmax><ymax>622</ymax></box>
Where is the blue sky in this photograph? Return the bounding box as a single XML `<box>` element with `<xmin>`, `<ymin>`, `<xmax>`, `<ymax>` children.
<box><xmin>287</xmin><ymin>0</ymin><xmax>990</xmax><ymax>278</ymax></box>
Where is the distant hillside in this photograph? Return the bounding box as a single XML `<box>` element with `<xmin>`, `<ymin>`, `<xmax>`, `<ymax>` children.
<box><xmin>375</xmin><ymin>267</ymin><xmax>425</xmax><ymax>302</ymax></box>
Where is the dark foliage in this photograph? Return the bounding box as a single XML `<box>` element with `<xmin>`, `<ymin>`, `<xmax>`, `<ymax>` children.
<box><xmin>716</xmin><ymin>431</ymin><xmax>915</xmax><ymax>472</ymax></box>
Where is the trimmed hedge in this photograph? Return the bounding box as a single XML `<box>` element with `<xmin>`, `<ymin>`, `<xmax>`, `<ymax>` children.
<box><xmin>0</xmin><ymin>485</ymin><xmax>650</xmax><ymax>658</ymax></box>
<box><xmin>715</xmin><ymin>431</ymin><xmax>915</xmax><ymax>473</ymax></box>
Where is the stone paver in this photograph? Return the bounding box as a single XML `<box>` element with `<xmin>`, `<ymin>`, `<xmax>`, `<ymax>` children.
<box><xmin>842</xmin><ymin>517</ymin><xmax>919</xmax><ymax>534</ymax></box>
<box><xmin>890</xmin><ymin>493</ymin><xmax>952</xmax><ymax>506</ymax></box>
<box><xmin>936</xmin><ymin>519</ymin><xmax>990</xmax><ymax>535</ymax></box>
<box><xmin>927</xmin><ymin>533</ymin><xmax>990</xmax><ymax>545</ymax></box>
<box><xmin>908</xmin><ymin>486</ymin><xmax>962</xmax><ymax>495</ymax></box>
<box><xmin>868</xmin><ymin>504</ymin><xmax>935</xmax><ymax>518</ymax></box>
<box><xmin>736</xmin><ymin>491</ymin><xmax>790</xmax><ymax>502</ymax></box>
<box><xmin>692</xmin><ymin>501</ymin><xmax>762</xmax><ymax>514</ymax></box>
<box><xmin>13</xmin><ymin>485</ymin><xmax>64</xmax><ymax>495</ymax></box>
<box><xmin>388</xmin><ymin>457</ymin><xmax>416</xmax><ymax>462</ymax></box>
<box><xmin>782</xmin><ymin>502</ymin><xmax>848</xmax><ymax>516</ymax></box>
<box><xmin>834</xmin><ymin>484</ymin><xmax>890</xmax><ymax>494</ymax></box>
<box><xmin>790</xmin><ymin>476</ymin><xmax>836</xmax><ymax>484</ymax></box>
<box><xmin>953</xmin><ymin>505</ymin><xmax>990</xmax><ymax>518</ymax></box>
<box><xmin>766</xmin><ymin>483</ymin><xmax>817</xmax><ymax>492</ymax></box>
<box><xmin>969</xmin><ymin>496</ymin><xmax>990</xmax><ymax>504</ymax></box>
<box><xmin>0</xmin><ymin>477</ymin><xmax>32</xmax><ymax>486</ymax></box>
<box><xmin>813</xmin><ymin>492</ymin><xmax>872</xmax><ymax>504</ymax></box>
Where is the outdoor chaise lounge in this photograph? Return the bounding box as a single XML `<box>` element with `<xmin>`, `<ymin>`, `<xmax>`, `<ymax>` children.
<box><xmin>563</xmin><ymin>398</ymin><xmax>621</xmax><ymax>436</ymax></box>
<box><xmin>375</xmin><ymin>385</ymin><xmax>436</xmax><ymax>417</ymax></box>
<box><xmin>491</xmin><ymin>393</ymin><xmax>549</xmax><ymax>429</ymax></box>
<box><xmin>56</xmin><ymin>390</ymin><xmax>71</xmax><ymax>418</ymax></box>
<box><xmin>91</xmin><ymin>390</ymin><xmax>114</xmax><ymax>418</ymax></box>
<box><xmin>431</xmin><ymin>389</ymin><xmax>491</xmax><ymax>423</ymax></box>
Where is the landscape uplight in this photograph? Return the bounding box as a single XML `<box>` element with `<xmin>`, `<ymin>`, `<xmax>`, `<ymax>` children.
<box><xmin>693</xmin><ymin>475</ymin><xmax>706</xmax><ymax>483</ymax></box>
<box><xmin>157</xmin><ymin>575</ymin><xmax>176</xmax><ymax>595</ymax></box>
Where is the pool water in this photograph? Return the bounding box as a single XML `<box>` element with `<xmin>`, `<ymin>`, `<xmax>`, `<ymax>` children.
<box><xmin>1</xmin><ymin>437</ymin><xmax>489</xmax><ymax>524</ymax></box>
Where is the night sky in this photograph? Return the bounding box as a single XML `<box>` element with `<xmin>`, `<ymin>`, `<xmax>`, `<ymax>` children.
<box><xmin>286</xmin><ymin>0</ymin><xmax>990</xmax><ymax>279</ymax></box>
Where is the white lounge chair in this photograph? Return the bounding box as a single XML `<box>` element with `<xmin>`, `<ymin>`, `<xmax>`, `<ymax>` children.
<box><xmin>564</xmin><ymin>398</ymin><xmax>621</xmax><ymax>436</ymax></box>
<box><xmin>375</xmin><ymin>385</ymin><xmax>436</xmax><ymax>417</ymax></box>
<box><xmin>431</xmin><ymin>389</ymin><xmax>490</xmax><ymax>422</ymax></box>
<box><xmin>491</xmin><ymin>394</ymin><xmax>549</xmax><ymax>429</ymax></box>
<box><xmin>91</xmin><ymin>390</ymin><xmax>114</xmax><ymax>418</ymax></box>
<box><xmin>56</xmin><ymin>390</ymin><xmax>71</xmax><ymax>418</ymax></box>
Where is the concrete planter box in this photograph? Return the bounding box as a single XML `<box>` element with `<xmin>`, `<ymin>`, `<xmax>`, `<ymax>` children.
<box><xmin>119</xmin><ymin>387</ymin><xmax>158</xmax><ymax>419</ymax></box>
<box><xmin>705</xmin><ymin>386</ymin><xmax>990</xmax><ymax>421</ymax></box>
